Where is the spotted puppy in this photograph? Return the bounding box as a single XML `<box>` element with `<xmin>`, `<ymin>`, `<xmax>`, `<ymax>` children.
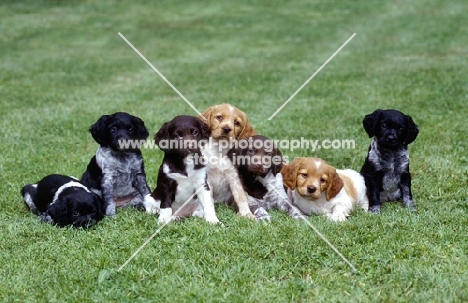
<box><xmin>228</xmin><ymin>135</ymin><xmax>303</xmax><ymax>221</ymax></box>
<box><xmin>198</xmin><ymin>104</ymin><xmax>257</xmax><ymax>219</ymax></box>
<box><xmin>150</xmin><ymin>115</ymin><xmax>220</xmax><ymax>224</ymax></box>
<box><xmin>282</xmin><ymin>157</ymin><xmax>368</xmax><ymax>222</ymax></box>
<box><xmin>22</xmin><ymin>174</ymin><xmax>106</xmax><ymax>228</ymax></box>
<box><xmin>360</xmin><ymin>109</ymin><xmax>419</xmax><ymax>213</ymax></box>
<box><xmin>81</xmin><ymin>112</ymin><xmax>159</xmax><ymax>216</ymax></box>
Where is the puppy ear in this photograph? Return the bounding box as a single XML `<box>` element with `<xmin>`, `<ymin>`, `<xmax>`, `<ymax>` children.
<box><xmin>281</xmin><ymin>158</ymin><xmax>301</xmax><ymax>190</ymax></box>
<box><xmin>154</xmin><ymin>122</ymin><xmax>170</xmax><ymax>150</ymax></box>
<box><xmin>362</xmin><ymin>109</ymin><xmax>382</xmax><ymax>138</ymax></box>
<box><xmin>45</xmin><ymin>198</ymin><xmax>70</xmax><ymax>227</ymax></box>
<box><xmin>89</xmin><ymin>115</ymin><xmax>111</xmax><ymax>146</ymax></box>
<box><xmin>404</xmin><ymin>115</ymin><xmax>419</xmax><ymax>145</ymax></box>
<box><xmin>238</xmin><ymin>118</ymin><xmax>256</xmax><ymax>140</ymax></box>
<box><xmin>94</xmin><ymin>194</ymin><xmax>106</xmax><ymax>221</ymax></box>
<box><xmin>326</xmin><ymin>168</ymin><xmax>344</xmax><ymax>201</ymax></box>
<box><xmin>132</xmin><ymin>116</ymin><xmax>149</xmax><ymax>140</ymax></box>
<box><xmin>197</xmin><ymin>106</ymin><xmax>213</xmax><ymax>128</ymax></box>
<box><xmin>199</xmin><ymin>119</ymin><xmax>211</xmax><ymax>140</ymax></box>
<box><xmin>271</xmin><ymin>144</ymin><xmax>283</xmax><ymax>176</ymax></box>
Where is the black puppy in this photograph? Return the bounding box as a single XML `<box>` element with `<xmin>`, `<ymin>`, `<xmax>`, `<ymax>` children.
<box><xmin>21</xmin><ymin>174</ymin><xmax>106</xmax><ymax>228</ymax></box>
<box><xmin>150</xmin><ymin>115</ymin><xmax>221</xmax><ymax>224</ymax></box>
<box><xmin>360</xmin><ymin>109</ymin><xmax>419</xmax><ymax>213</ymax></box>
<box><xmin>81</xmin><ymin>112</ymin><xmax>159</xmax><ymax>216</ymax></box>
<box><xmin>228</xmin><ymin>135</ymin><xmax>303</xmax><ymax>221</ymax></box>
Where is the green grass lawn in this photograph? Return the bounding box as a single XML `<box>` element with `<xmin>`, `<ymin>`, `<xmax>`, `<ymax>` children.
<box><xmin>1</xmin><ymin>0</ymin><xmax>467</xmax><ymax>302</ymax></box>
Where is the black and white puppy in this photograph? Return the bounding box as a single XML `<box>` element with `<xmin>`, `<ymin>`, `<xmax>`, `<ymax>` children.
<box><xmin>150</xmin><ymin>115</ymin><xmax>220</xmax><ymax>224</ymax></box>
<box><xmin>360</xmin><ymin>109</ymin><xmax>419</xmax><ymax>213</ymax></box>
<box><xmin>80</xmin><ymin>112</ymin><xmax>159</xmax><ymax>216</ymax></box>
<box><xmin>228</xmin><ymin>135</ymin><xmax>303</xmax><ymax>221</ymax></box>
<box><xmin>21</xmin><ymin>174</ymin><xmax>106</xmax><ymax>228</ymax></box>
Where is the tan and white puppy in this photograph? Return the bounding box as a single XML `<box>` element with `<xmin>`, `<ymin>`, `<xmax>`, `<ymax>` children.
<box><xmin>281</xmin><ymin>157</ymin><xmax>368</xmax><ymax>222</ymax></box>
<box><xmin>198</xmin><ymin>103</ymin><xmax>256</xmax><ymax>219</ymax></box>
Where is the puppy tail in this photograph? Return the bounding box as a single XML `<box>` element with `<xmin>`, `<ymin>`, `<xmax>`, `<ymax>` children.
<box><xmin>21</xmin><ymin>184</ymin><xmax>39</xmax><ymax>215</ymax></box>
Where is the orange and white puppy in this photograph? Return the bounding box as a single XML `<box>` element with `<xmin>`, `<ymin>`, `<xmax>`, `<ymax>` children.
<box><xmin>281</xmin><ymin>157</ymin><xmax>368</xmax><ymax>222</ymax></box>
<box><xmin>198</xmin><ymin>104</ymin><xmax>256</xmax><ymax>219</ymax></box>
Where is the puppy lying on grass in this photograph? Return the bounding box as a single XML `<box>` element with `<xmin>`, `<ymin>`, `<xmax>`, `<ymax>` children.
<box><xmin>22</xmin><ymin>174</ymin><xmax>106</xmax><ymax>228</ymax></box>
<box><xmin>282</xmin><ymin>157</ymin><xmax>368</xmax><ymax>222</ymax></box>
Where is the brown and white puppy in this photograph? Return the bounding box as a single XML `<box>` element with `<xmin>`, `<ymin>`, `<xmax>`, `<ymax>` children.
<box><xmin>198</xmin><ymin>103</ymin><xmax>256</xmax><ymax>219</ymax></box>
<box><xmin>150</xmin><ymin>115</ymin><xmax>220</xmax><ymax>224</ymax></box>
<box><xmin>281</xmin><ymin>157</ymin><xmax>368</xmax><ymax>222</ymax></box>
<box><xmin>228</xmin><ymin>135</ymin><xmax>303</xmax><ymax>221</ymax></box>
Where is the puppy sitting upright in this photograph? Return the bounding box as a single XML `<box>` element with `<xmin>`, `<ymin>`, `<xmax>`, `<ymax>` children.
<box><xmin>22</xmin><ymin>174</ymin><xmax>106</xmax><ymax>228</ymax></box>
<box><xmin>198</xmin><ymin>104</ymin><xmax>257</xmax><ymax>219</ymax></box>
<box><xmin>360</xmin><ymin>109</ymin><xmax>419</xmax><ymax>213</ymax></box>
<box><xmin>228</xmin><ymin>135</ymin><xmax>303</xmax><ymax>221</ymax></box>
<box><xmin>150</xmin><ymin>115</ymin><xmax>220</xmax><ymax>224</ymax></box>
<box><xmin>81</xmin><ymin>112</ymin><xmax>159</xmax><ymax>216</ymax></box>
<box><xmin>282</xmin><ymin>157</ymin><xmax>368</xmax><ymax>222</ymax></box>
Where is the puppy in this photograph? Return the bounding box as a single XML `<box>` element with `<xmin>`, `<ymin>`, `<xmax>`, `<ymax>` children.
<box><xmin>360</xmin><ymin>109</ymin><xmax>419</xmax><ymax>213</ymax></box>
<box><xmin>228</xmin><ymin>135</ymin><xmax>303</xmax><ymax>221</ymax></box>
<box><xmin>198</xmin><ymin>103</ymin><xmax>257</xmax><ymax>219</ymax></box>
<box><xmin>150</xmin><ymin>115</ymin><xmax>220</xmax><ymax>224</ymax></box>
<box><xmin>80</xmin><ymin>112</ymin><xmax>159</xmax><ymax>216</ymax></box>
<box><xmin>21</xmin><ymin>174</ymin><xmax>106</xmax><ymax>228</ymax></box>
<box><xmin>281</xmin><ymin>157</ymin><xmax>368</xmax><ymax>222</ymax></box>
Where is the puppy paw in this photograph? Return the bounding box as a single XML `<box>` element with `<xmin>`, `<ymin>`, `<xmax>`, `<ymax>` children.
<box><xmin>158</xmin><ymin>208</ymin><xmax>173</xmax><ymax>224</ymax></box>
<box><xmin>328</xmin><ymin>212</ymin><xmax>347</xmax><ymax>222</ymax></box>
<box><xmin>254</xmin><ymin>208</ymin><xmax>271</xmax><ymax>222</ymax></box>
<box><xmin>292</xmin><ymin>213</ymin><xmax>305</xmax><ymax>220</ymax></box>
<box><xmin>369</xmin><ymin>205</ymin><xmax>381</xmax><ymax>214</ymax></box>
<box><xmin>105</xmin><ymin>204</ymin><xmax>116</xmax><ymax>216</ymax></box>
<box><xmin>403</xmin><ymin>201</ymin><xmax>417</xmax><ymax>211</ymax></box>
<box><xmin>237</xmin><ymin>212</ymin><xmax>257</xmax><ymax>220</ymax></box>
<box><xmin>289</xmin><ymin>208</ymin><xmax>305</xmax><ymax>220</ymax></box>
<box><xmin>192</xmin><ymin>209</ymin><xmax>205</xmax><ymax>219</ymax></box>
<box><xmin>144</xmin><ymin>195</ymin><xmax>160</xmax><ymax>214</ymax></box>
<box><xmin>206</xmin><ymin>217</ymin><xmax>224</xmax><ymax>226</ymax></box>
<box><xmin>38</xmin><ymin>213</ymin><xmax>53</xmax><ymax>224</ymax></box>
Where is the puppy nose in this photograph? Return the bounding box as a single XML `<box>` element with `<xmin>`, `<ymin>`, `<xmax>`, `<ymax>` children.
<box><xmin>307</xmin><ymin>186</ymin><xmax>317</xmax><ymax>194</ymax></box>
<box><xmin>222</xmin><ymin>127</ymin><xmax>232</xmax><ymax>134</ymax></box>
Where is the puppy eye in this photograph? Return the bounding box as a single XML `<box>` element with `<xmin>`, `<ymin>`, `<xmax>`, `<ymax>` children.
<box><xmin>216</xmin><ymin>115</ymin><xmax>223</xmax><ymax>121</ymax></box>
<box><xmin>192</xmin><ymin>129</ymin><xmax>199</xmax><ymax>136</ymax></box>
<box><xmin>301</xmin><ymin>173</ymin><xmax>308</xmax><ymax>178</ymax></box>
<box><xmin>248</xmin><ymin>149</ymin><xmax>255</xmax><ymax>155</ymax></box>
<box><xmin>72</xmin><ymin>211</ymin><xmax>80</xmax><ymax>217</ymax></box>
<box><xmin>174</xmin><ymin>132</ymin><xmax>182</xmax><ymax>139</ymax></box>
<box><xmin>234</xmin><ymin>121</ymin><xmax>240</xmax><ymax>126</ymax></box>
<box><xmin>110</xmin><ymin>127</ymin><xmax>117</xmax><ymax>132</ymax></box>
<box><xmin>399</xmin><ymin>128</ymin><xmax>404</xmax><ymax>132</ymax></box>
<box><xmin>320</xmin><ymin>178</ymin><xmax>326</xmax><ymax>183</ymax></box>
<box><xmin>128</xmin><ymin>127</ymin><xmax>133</xmax><ymax>132</ymax></box>
<box><xmin>381</xmin><ymin>123</ymin><xmax>387</xmax><ymax>129</ymax></box>
<box><xmin>266</xmin><ymin>152</ymin><xmax>273</xmax><ymax>157</ymax></box>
